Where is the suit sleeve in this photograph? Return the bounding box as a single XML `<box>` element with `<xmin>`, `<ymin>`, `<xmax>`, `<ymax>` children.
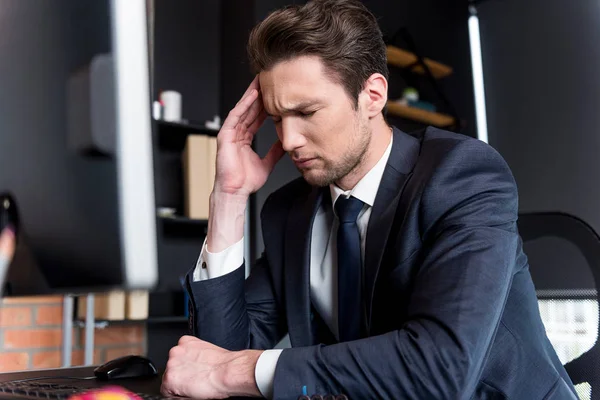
<box><xmin>271</xmin><ymin>139</ymin><xmax>521</xmax><ymax>400</ymax></box>
<box><xmin>186</xmin><ymin>252</ymin><xmax>287</xmax><ymax>351</ymax></box>
<box><xmin>185</xmin><ymin>196</ymin><xmax>288</xmax><ymax>352</ymax></box>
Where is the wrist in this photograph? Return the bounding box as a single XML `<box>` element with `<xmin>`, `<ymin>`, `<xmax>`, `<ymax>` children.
<box><xmin>210</xmin><ymin>190</ymin><xmax>249</xmax><ymax>208</ymax></box>
<box><xmin>207</xmin><ymin>191</ymin><xmax>248</xmax><ymax>253</ymax></box>
<box><xmin>222</xmin><ymin>350</ymin><xmax>263</xmax><ymax>398</ymax></box>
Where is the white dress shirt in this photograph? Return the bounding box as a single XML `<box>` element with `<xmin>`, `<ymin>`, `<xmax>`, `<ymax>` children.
<box><xmin>193</xmin><ymin>135</ymin><xmax>393</xmax><ymax>398</ymax></box>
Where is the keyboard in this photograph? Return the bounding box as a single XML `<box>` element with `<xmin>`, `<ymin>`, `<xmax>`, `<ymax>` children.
<box><xmin>0</xmin><ymin>381</ymin><xmax>172</xmax><ymax>400</ymax></box>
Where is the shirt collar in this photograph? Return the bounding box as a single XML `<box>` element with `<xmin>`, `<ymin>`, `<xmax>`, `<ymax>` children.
<box><xmin>330</xmin><ymin>133</ymin><xmax>393</xmax><ymax>210</ymax></box>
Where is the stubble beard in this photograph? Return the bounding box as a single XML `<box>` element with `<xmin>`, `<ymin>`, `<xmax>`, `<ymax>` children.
<box><xmin>300</xmin><ymin>121</ymin><xmax>371</xmax><ymax>187</ymax></box>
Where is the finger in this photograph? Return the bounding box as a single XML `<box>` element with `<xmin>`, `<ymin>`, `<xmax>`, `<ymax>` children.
<box><xmin>160</xmin><ymin>370</ymin><xmax>172</xmax><ymax>394</ymax></box>
<box><xmin>230</xmin><ymin>76</ymin><xmax>261</xmax><ymax>125</ymax></box>
<box><xmin>246</xmin><ymin>109</ymin><xmax>268</xmax><ymax>136</ymax></box>
<box><xmin>261</xmin><ymin>140</ymin><xmax>285</xmax><ymax>173</ymax></box>
<box><xmin>235</xmin><ymin>75</ymin><xmax>260</xmax><ymax>107</ymax></box>
<box><xmin>168</xmin><ymin>345</ymin><xmax>182</xmax><ymax>360</ymax></box>
<box><xmin>239</xmin><ymin>92</ymin><xmax>264</xmax><ymax>128</ymax></box>
<box><xmin>178</xmin><ymin>335</ymin><xmax>197</xmax><ymax>345</ymax></box>
<box><xmin>221</xmin><ymin>89</ymin><xmax>259</xmax><ymax>132</ymax></box>
<box><xmin>160</xmin><ymin>381</ymin><xmax>173</xmax><ymax>397</ymax></box>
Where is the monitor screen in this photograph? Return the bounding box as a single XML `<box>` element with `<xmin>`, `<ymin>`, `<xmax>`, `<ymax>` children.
<box><xmin>0</xmin><ymin>0</ymin><xmax>157</xmax><ymax>295</ymax></box>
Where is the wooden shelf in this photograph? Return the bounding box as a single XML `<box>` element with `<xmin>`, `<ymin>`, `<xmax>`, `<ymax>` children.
<box><xmin>386</xmin><ymin>102</ymin><xmax>454</xmax><ymax>128</ymax></box>
<box><xmin>156</xmin><ymin>120</ymin><xmax>218</xmax><ymax>151</ymax></box>
<box><xmin>386</xmin><ymin>45</ymin><xmax>452</xmax><ymax>79</ymax></box>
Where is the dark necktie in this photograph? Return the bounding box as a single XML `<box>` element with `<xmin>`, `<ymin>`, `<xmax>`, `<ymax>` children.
<box><xmin>335</xmin><ymin>195</ymin><xmax>364</xmax><ymax>342</ymax></box>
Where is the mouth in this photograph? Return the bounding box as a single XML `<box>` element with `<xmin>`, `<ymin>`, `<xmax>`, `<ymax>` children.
<box><xmin>292</xmin><ymin>157</ymin><xmax>317</xmax><ymax>169</ymax></box>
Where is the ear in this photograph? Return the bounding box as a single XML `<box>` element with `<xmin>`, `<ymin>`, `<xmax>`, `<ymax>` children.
<box><xmin>359</xmin><ymin>73</ymin><xmax>388</xmax><ymax>118</ymax></box>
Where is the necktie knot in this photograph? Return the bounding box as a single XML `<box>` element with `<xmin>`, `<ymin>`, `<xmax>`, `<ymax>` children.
<box><xmin>335</xmin><ymin>196</ymin><xmax>364</xmax><ymax>224</ymax></box>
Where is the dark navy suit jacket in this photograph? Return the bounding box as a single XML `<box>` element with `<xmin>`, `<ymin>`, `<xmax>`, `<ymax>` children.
<box><xmin>186</xmin><ymin>127</ymin><xmax>578</xmax><ymax>399</ymax></box>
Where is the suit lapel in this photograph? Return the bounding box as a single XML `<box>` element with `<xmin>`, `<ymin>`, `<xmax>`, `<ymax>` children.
<box><xmin>364</xmin><ymin>128</ymin><xmax>421</xmax><ymax>333</ymax></box>
<box><xmin>285</xmin><ymin>186</ymin><xmax>324</xmax><ymax>347</ymax></box>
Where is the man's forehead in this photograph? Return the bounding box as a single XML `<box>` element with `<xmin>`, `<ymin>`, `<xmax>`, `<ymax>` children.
<box><xmin>258</xmin><ymin>56</ymin><xmax>333</xmax><ymax>87</ymax></box>
<box><xmin>257</xmin><ymin>56</ymin><xmax>351</xmax><ymax>114</ymax></box>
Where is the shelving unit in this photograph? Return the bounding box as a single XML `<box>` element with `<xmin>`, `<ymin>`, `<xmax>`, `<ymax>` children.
<box><xmin>386</xmin><ymin>102</ymin><xmax>454</xmax><ymax>128</ymax></box>
<box><xmin>386</xmin><ymin>45</ymin><xmax>453</xmax><ymax>79</ymax></box>
<box><xmin>157</xmin><ymin>120</ymin><xmax>218</xmax><ymax>151</ymax></box>
<box><xmin>148</xmin><ymin>119</ymin><xmax>216</xmax><ymax>366</ymax></box>
<box><xmin>385</xmin><ymin>40</ymin><xmax>458</xmax><ymax>129</ymax></box>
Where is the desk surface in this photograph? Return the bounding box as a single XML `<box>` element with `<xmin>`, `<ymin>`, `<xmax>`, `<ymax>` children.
<box><xmin>0</xmin><ymin>366</ymin><xmax>253</xmax><ymax>399</ymax></box>
<box><xmin>0</xmin><ymin>366</ymin><xmax>162</xmax><ymax>395</ymax></box>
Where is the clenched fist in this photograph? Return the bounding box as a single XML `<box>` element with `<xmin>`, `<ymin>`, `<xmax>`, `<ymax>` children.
<box><xmin>161</xmin><ymin>336</ymin><xmax>263</xmax><ymax>399</ymax></box>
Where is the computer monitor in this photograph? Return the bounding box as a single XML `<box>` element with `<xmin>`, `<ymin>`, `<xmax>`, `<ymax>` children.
<box><xmin>0</xmin><ymin>0</ymin><xmax>158</xmax><ymax>295</ymax></box>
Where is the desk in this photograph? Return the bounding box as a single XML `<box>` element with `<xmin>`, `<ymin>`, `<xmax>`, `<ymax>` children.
<box><xmin>0</xmin><ymin>367</ymin><xmax>253</xmax><ymax>399</ymax></box>
<box><xmin>0</xmin><ymin>366</ymin><xmax>161</xmax><ymax>395</ymax></box>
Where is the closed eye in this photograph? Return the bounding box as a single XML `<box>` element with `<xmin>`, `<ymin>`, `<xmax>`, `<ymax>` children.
<box><xmin>268</xmin><ymin>110</ymin><xmax>316</xmax><ymax>123</ymax></box>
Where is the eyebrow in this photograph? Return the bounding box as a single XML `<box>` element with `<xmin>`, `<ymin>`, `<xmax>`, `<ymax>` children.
<box><xmin>266</xmin><ymin>101</ymin><xmax>321</xmax><ymax>117</ymax></box>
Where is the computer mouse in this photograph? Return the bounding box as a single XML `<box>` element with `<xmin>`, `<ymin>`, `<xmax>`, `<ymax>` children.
<box><xmin>94</xmin><ymin>355</ymin><xmax>158</xmax><ymax>380</ymax></box>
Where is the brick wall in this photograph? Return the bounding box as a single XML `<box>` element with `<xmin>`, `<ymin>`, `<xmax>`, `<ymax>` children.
<box><xmin>0</xmin><ymin>295</ymin><xmax>146</xmax><ymax>372</ymax></box>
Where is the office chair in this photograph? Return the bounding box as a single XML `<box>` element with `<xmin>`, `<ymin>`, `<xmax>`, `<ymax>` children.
<box><xmin>518</xmin><ymin>212</ymin><xmax>600</xmax><ymax>399</ymax></box>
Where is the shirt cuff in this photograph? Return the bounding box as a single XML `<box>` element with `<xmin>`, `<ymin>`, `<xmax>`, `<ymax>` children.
<box><xmin>255</xmin><ymin>349</ymin><xmax>283</xmax><ymax>399</ymax></box>
<box><xmin>192</xmin><ymin>236</ymin><xmax>244</xmax><ymax>281</ymax></box>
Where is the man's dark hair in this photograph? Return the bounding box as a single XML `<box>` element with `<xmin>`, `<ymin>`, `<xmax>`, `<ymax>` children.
<box><xmin>247</xmin><ymin>0</ymin><xmax>388</xmax><ymax>107</ymax></box>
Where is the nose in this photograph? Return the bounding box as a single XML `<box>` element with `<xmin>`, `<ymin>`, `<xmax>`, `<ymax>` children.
<box><xmin>278</xmin><ymin>118</ymin><xmax>306</xmax><ymax>153</ymax></box>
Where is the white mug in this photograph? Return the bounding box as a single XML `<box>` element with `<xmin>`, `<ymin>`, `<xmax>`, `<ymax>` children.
<box><xmin>160</xmin><ymin>90</ymin><xmax>182</xmax><ymax>122</ymax></box>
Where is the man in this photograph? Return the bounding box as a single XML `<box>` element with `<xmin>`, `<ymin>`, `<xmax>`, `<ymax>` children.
<box><xmin>161</xmin><ymin>1</ymin><xmax>578</xmax><ymax>399</ymax></box>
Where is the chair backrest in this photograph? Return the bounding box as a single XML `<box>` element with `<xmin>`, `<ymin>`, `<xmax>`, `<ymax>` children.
<box><xmin>518</xmin><ymin>212</ymin><xmax>600</xmax><ymax>399</ymax></box>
